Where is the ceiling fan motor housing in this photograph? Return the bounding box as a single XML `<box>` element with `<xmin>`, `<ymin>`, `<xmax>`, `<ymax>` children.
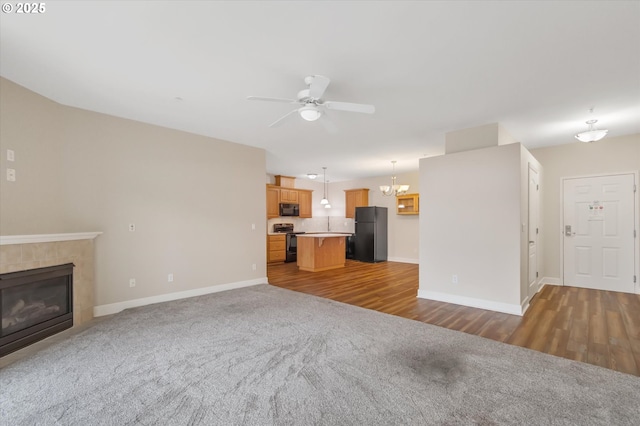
<box><xmin>297</xmin><ymin>89</ymin><xmax>313</xmax><ymax>102</ymax></box>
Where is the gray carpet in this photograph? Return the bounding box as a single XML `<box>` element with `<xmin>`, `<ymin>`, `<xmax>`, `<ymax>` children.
<box><xmin>1</xmin><ymin>284</ymin><xmax>639</xmax><ymax>425</ymax></box>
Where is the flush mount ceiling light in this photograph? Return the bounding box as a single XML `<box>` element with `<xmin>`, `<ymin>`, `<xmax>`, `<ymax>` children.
<box><xmin>307</xmin><ymin>173</ymin><xmax>318</xmax><ymax>179</ymax></box>
<box><xmin>299</xmin><ymin>104</ymin><xmax>322</xmax><ymax>121</ymax></box>
<box><xmin>380</xmin><ymin>160</ymin><xmax>410</xmax><ymax>196</ymax></box>
<box><xmin>575</xmin><ymin>108</ymin><xmax>608</xmax><ymax>143</ymax></box>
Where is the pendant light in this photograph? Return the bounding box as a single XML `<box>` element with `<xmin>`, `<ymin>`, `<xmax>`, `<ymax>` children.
<box><xmin>320</xmin><ymin>167</ymin><xmax>330</xmax><ymax>206</ymax></box>
<box><xmin>575</xmin><ymin>108</ymin><xmax>608</xmax><ymax>143</ymax></box>
<box><xmin>380</xmin><ymin>160</ymin><xmax>410</xmax><ymax>196</ymax></box>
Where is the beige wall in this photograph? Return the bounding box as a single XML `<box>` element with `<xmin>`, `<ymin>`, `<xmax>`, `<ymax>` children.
<box><xmin>445</xmin><ymin>123</ymin><xmax>516</xmax><ymax>154</ymax></box>
<box><xmin>530</xmin><ymin>133</ymin><xmax>640</xmax><ymax>281</ymax></box>
<box><xmin>0</xmin><ymin>77</ymin><xmax>69</xmax><ymax>231</ymax></box>
<box><xmin>0</xmin><ymin>77</ymin><xmax>267</xmax><ymax>307</ymax></box>
<box><xmin>419</xmin><ymin>143</ymin><xmax>525</xmax><ymax>313</ymax></box>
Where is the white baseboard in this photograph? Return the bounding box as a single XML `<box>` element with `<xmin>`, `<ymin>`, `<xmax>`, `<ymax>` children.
<box><xmin>94</xmin><ymin>277</ymin><xmax>268</xmax><ymax>317</ymax></box>
<box><xmin>387</xmin><ymin>257</ymin><xmax>419</xmax><ymax>264</ymax></box>
<box><xmin>417</xmin><ymin>289</ymin><xmax>524</xmax><ymax>316</ymax></box>
<box><xmin>541</xmin><ymin>277</ymin><xmax>562</xmax><ymax>286</ymax></box>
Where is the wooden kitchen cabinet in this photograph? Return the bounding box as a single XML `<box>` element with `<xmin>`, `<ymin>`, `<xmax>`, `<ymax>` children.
<box><xmin>298</xmin><ymin>189</ymin><xmax>312</xmax><ymax>218</ymax></box>
<box><xmin>344</xmin><ymin>188</ymin><xmax>369</xmax><ymax>218</ymax></box>
<box><xmin>396</xmin><ymin>193</ymin><xmax>419</xmax><ymax>215</ymax></box>
<box><xmin>266</xmin><ymin>185</ymin><xmax>280</xmax><ymax>219</ymax></box>
<box><xmin>267</xmin><ymin>234</ymin><xmax>286</xmax><ymax>263</ymax></box>
<box><xmin>266</xmin><ymin>183</ymin><xmax>312</xmax><ymax>218</ymax></box>
<box><xmin>296</xmin><ymin>234</ymin><xmax>346</xmax><ymax>272</ymax></box>
<box><xmin>275</xmin><ymin>175</ymin><xmax>296</xmax><ymax>188</ymax></box>
<box><xmin>280</xmin><ymin>188</ymin><xmax>299</xmax><ymax>203</ymax></box>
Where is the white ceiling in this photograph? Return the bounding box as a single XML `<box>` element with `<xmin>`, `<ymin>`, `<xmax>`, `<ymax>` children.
<box><xmin>1</xmin><ymin>1</ymin><xmax>639</xmax><ymax>181</ymax></box>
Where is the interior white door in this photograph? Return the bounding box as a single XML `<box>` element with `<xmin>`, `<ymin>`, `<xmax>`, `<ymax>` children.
<box><xmin>563</xmin><ymin>174</ymin><xmax>636</xmax><ymax>293</ymax></box>
<box><xmin>527</xmin><ymin>165</ymin><xmax>539</xmax><ymax>300</ymax></box>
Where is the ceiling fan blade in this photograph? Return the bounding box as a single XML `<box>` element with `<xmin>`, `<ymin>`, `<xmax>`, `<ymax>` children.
<box><xmin>324</xmin><ymin>101</ymin><xmax>375</xmax><ymax>114</ymax></box>
<box><xmin>308</xmin><ymin>75</ymin><xmax>331</xmax><ymax>99</ymax></box>
<box><xmin>268</xmin><ymin>109</ymin><xmax>298</xmax><ymax>128</ymax></box>
<box><xmin>247</xmin><ymin>96</ymin><xmax>298</xmax><ymax>104</ymax></box>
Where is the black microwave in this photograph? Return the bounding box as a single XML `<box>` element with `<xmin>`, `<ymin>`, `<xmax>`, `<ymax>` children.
<box><xmin>279</xmin><ymin>203</ymin><xmax>299</xmax><ymax>217</ymax></box>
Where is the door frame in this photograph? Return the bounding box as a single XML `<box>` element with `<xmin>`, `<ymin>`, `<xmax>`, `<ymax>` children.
<box><xmin>527</xmin><ymin>163</ymin><xmax>540</xmax><ymax>302</ymax></box>
<box><xmin>559</xmin><ymin>171</ymin><xmax>639</xmax><ymax>294</ymax></box>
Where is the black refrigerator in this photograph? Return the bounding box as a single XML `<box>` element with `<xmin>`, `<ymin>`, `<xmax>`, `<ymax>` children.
<box><xmin>354</xmin><ymin>206</ymin><xmax>388</xmax><ymax>262</ymax></box>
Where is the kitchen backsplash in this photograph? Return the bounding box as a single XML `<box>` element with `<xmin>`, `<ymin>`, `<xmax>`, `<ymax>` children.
<box><xmin>267</xmin><ymin>217</ymin><xmax>354</xmax><ymax>234</ymax></box>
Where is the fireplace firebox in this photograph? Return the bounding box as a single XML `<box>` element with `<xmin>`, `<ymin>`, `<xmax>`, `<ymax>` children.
<box><xmin>1</xmin><ymin>263</ymin><xmax>74</xmax><ymax>357</ymax></box>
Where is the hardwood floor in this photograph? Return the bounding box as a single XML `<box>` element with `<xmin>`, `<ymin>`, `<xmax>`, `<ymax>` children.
<box><xmin>268</xmin><ymin>260</ymin><xmax>640</xmax><ymax>376</ymax></box>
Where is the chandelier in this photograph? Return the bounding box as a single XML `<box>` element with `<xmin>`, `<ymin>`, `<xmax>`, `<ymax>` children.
<box><xmin>380</xmin><ymin>161</ymin><xmax>409</xmax><ymax>196</ymax></box>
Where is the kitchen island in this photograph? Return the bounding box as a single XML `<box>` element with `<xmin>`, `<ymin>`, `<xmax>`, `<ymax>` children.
<box><xmin>296</xmin><ymin>233</ymin><xmax>348</xmax><ymax>272</ymax></box>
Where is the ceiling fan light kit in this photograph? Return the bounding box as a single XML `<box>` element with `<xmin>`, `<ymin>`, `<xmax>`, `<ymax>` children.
<box><xmin>299</xmin><ymin>104</ymin><xmax>322</xmax><ymax>121</ymax></box>
<box><xmin>247</xmin><ymin>75</ymin><xmax>375</xmax><ymax>128</ymax></box>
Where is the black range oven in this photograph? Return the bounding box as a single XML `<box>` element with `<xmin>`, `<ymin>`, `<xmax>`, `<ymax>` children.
<box><xmin>273</xmin><ymin>223</ymin><xmax>305</xmax><ymax>263</ymax></box>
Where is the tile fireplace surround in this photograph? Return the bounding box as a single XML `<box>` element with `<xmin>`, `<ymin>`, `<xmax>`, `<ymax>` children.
<box><xmin>0</xmin><ymin>232</ymin><xmax>102</xmax><ymax>326</ymax></box>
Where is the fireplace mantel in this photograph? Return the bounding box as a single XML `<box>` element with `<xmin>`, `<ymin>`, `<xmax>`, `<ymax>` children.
<box><xmin>1</xmin><ymin>232</ymin><xmax>102</xmax><ymax>245</ymax></box>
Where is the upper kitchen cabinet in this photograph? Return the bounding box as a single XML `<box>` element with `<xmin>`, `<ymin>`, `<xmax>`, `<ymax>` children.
<box><xmin>396</xmin><ymin>193</ymin><xmax>419</xmax><ymax>215</ymax></box>
<box><xmin>298</xmin><ymin>189</ymin><xmax>312</xmax><ymax>218</ymax></box>
<box><xmin>266</xmin><ymin>183</ymin><xmax>313</xmax><ymax>218</ymax></box>
<box><xmin>345</xmin><ymin>188</ymin><xmax>369</xmax><ymax>218</ymax></box>
<box><xmin>266</xmin><ymin>185</ymin><xmax>280</xmax><ymax>218</ymax></box>
<box><xmin>280</xmin><ymin>188</ymin><xmax>299</xmax><ymax>203</ymax></box>
<box><xmin>275</xmin><ymin>175</ymin><xmax>296</xmax><ymax>188</ymax></box>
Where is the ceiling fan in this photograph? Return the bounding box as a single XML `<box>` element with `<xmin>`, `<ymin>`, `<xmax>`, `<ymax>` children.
<box><xmin>247</xmin><ymin>75</ymin><xmax>375</xmax><ymax>128</ymax></box>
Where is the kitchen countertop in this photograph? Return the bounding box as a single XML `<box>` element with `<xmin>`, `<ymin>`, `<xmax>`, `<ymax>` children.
<box><xmin>268</xmin><ymin>232</ymin><xmax>353</xmax><ymax>236</ymax></box>
<box><xmin>297</xmin><ymin>233</ymin><xmax>349</xmax><ymax>238</ymax></box>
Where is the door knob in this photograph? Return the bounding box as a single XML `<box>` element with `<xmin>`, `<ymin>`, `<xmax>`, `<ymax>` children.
<box><xmin>565</xmin><ymin>225</ymin><xmax>572</xmax><ymax>236</ymax></box>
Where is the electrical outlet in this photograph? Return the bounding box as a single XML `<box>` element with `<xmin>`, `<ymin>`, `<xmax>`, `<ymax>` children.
<box><xmin>452</xmin><ymin>275</ymin><xmax>458</xmax><ymax>284</ymax></box>
<box><xmin>168</xmin><ymin>273</ymin><xmax>174</xmax><ymax>282</ymax></box>
<box><xmin>129</xmin><ymin>278</ymin><xmax>136</xmax><ymax>287</ymax></box>
<box><xmin>252</xmin><ymin>264</ymin><xmax>257</xmax><ymax>271</ymax></box>
<box><xmin>7</xmin><ymin>149</ymin><xmax>15</xmax><ymax>161</ymax></box>
<box><xmin>251</xmin><ymin>223</ymin><xmax>256</xmax><ymax>231</ymax></box>
<box><xmin>129</xmin><ymin>223</ymin><xmax>135</xmax><ymax>232</ymax></box>
<box><xmin>7</xmin><ymin>168</ymin><xmax>16</xmax><ymax>182</ymax></box>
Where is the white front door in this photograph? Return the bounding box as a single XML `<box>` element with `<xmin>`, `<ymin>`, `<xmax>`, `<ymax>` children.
<box><xmin>563</xmin><ymin>174</ymin><xmax>636</xmax><ymax>293</ymax></box>
<box><xmin>527</xmin><ymin>165</ymin><xmax>539</xmax><ymax>300</ymax></box>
